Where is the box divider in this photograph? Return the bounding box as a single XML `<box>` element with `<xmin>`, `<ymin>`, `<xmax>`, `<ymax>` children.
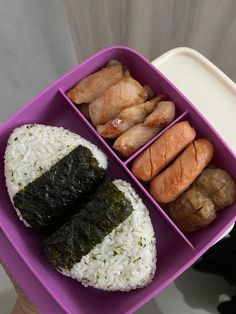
<box><xmin>59</xmin><ymin>88</ymin><xmax>195</xmax><ymax>250</ymax></box>
<box><xmin>124</xmin><ymin>111</ymin><xmax>189</xmax><ymax>165</ymax></box>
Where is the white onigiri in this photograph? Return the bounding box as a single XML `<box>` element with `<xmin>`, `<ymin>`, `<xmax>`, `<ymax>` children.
<box><xmin>4</xmin><ymin>124</ymin><xmax>156</xmax><ymax>291</ymax></box>
<box><xmin>4</xmin><ymin>124</ymin><xmax>107</xmax><ymax>227</ymax></box>
<box><xmin>57</xmin><ymin>180</ymin><xmax>157</xmax><ymax>291</ymax></box>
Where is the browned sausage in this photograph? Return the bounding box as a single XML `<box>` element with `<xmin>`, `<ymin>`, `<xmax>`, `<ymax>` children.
<box><xmin>131</xmin><ymin>121</ymin><xmax>196</xmax><ymax>181</ymax></box>
<box><xmin>150</xmin><ymin>139</ymin><xmax>214</xmax><ymax>203</ymax></box>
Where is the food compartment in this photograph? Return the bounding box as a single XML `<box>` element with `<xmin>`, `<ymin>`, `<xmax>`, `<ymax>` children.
<box><xmin>175</xmin><ymin>112</ymin><xmax>236</xmax><ymax>248</ymax></box>
<box><xmin>60</xmin><ymin>91</ymin><xmax>194</xmax><ymax>248</ymax></box>
<box><xmin>126</xmin><ymin>107</ymin><xmax>236</xmax><ymax>249</ymax></box>
<box><xmin>60</xmin><ymin>48</ymin><xmax>187</xmax><ymax>162</ymax></box>
<box><xmin>0</xmin><ymin>88</ymin><xmax>194</xmax><ymax>314</ymax></box>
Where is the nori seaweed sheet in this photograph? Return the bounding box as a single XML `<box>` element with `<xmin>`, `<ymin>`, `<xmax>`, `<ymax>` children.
<box><xmin>43</xmin><ymin>180</ymin><xmax>133</xmax><ymax>270</ymax></box>
<box><xmin>13</xmin><ymin>145</ymin><xmax>106</xmax><ymax>229</ymax></box>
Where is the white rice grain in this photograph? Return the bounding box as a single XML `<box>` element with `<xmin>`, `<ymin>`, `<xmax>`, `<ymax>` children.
<box><xmin>4</xmin><ymin>124</ymin><xmax>108</xmax><ymax>226</ymax></box>
<box><xmin>61</xmin><ymin>180</ymin><xmax>157</xmax><ymax>291</ymax></box>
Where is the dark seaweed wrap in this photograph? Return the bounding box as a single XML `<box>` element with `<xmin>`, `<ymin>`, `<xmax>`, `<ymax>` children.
<box><xmin>43</xmin><ymin>180</ymin><xmax>133</xmax><ymax>270</ymax></box>
<box><xmin>13</xmin><ymin>145</ymin><xmax>106</xmax><ymax>229</ymax></box>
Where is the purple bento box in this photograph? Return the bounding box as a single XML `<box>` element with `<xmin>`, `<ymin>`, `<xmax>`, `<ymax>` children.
<box><xmin>0</xmin><ymin>46</ymin><xmax>236</xmax><ymax>314</ymax></box>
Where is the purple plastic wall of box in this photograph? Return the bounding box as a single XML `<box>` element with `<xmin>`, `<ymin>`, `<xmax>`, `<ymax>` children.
<box><xmin>0</xmin><ymin>46</ymin><xmax>235</xmax><ymax>314</ymax></box>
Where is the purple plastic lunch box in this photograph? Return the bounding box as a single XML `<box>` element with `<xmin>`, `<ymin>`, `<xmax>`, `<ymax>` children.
<box><xmin>0</xmin><ymin>46</ymin><xmax>236</xmax><ymax>314</ymax></box>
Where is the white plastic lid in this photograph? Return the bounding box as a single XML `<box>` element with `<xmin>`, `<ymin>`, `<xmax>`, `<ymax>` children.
<box><xmin>152</xmin><ymin>47</ymin><xmax>236</xmax><ymax>154</ymax></box>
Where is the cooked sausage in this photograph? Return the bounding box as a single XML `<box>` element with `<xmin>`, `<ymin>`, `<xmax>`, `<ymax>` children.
<box><xmin>150</xmin><ymin>139</ymin><xmax>214</xmax><ymax>203</ymax></box>
<box><xmin>67</xmin><ymin>60</ymin><xmax>124</xmax><ymax>105</ymax></box>
<box><xmin>89</xmin><ymin>77</ymin><xmax>148</xmax><ymax>125</ymax></box>
<box><xmin>144</xmin><ymin>101</ymin><xmax>175</xmax><ymax>127</ymax></box>
<box><xmin>97</xmin><ymin>95</ymin><xmax>166</xmax><ymax>139</ymax></box>
<box><xmin>132</xmin><ymin>121</ymin><xmax>196</xmax><ymax>182</ymax></box>
<box><xmin>113</xmin><ymin>123</ymin><xmax>162</xmax><ymax>157</ymax></box>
